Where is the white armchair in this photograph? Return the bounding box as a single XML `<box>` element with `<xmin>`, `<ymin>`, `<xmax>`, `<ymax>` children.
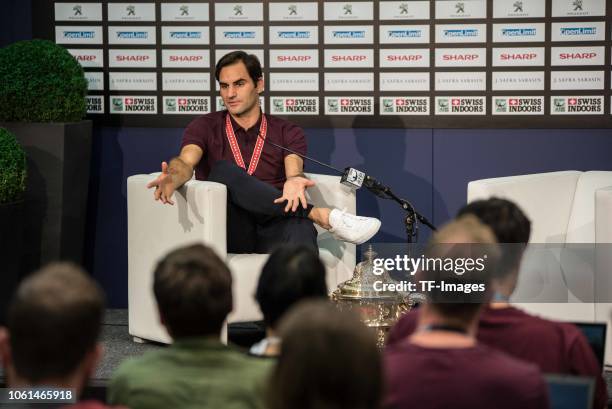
<box><xmin>127</xmin><ymin>173</ymin><xmax>356</xmax><ymax>344</ymax></box>
<box><xmin>467</xmin><ymin>170</ymin><xmax>612</xmax><ymax>363</ymax></box>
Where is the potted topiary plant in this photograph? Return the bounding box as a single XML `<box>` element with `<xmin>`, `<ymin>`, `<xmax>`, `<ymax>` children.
<box><xmin>0</xmin><ymin>39</ymin><xmax>92</xmax><ymax>273</ymax></box>
<box><xmin>0</xmin><ymin>127</ymin><xmax>26</xmax><ymax>324</ymax></box>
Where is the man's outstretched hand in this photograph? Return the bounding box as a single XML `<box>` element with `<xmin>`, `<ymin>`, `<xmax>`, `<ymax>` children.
<box><xmin>146</xmin><ymin>161</ymin><xmax>176</xmax><ymax>205</ymax></box>
<box><xmin>274</xmin><ymin>176</ymin><xmax>316</xmax><ymax>212</ymax></box>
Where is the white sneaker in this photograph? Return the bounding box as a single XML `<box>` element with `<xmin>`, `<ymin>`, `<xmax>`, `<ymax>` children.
<box><xmin>328</xmin><ymin>209</ymin><xmax>381</xmax><ymax>245</ymax></box>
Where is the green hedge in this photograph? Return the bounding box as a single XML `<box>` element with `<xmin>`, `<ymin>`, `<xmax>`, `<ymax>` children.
<box><xmin>0</xmin><ymin>128</ymin><xmax>26</xmax><ymax>204</ymax></box>
<box><xmin>0</xmin><ymin>39</ymin><xmax>87</xmax><ymax>122</ymax></box>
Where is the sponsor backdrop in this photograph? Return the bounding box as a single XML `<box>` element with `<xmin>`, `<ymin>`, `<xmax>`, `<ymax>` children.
<box><xmin>38</xmin><ymin>0</ymin><xmax>612</xmax><ymax>127</ymax></box>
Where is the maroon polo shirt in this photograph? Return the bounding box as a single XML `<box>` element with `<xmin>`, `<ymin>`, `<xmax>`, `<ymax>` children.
<box><xmin>181</xmin><ymin>110</ymin><xmax>307</xmax><ymax>189</ymax></box>
<box><xmin>387</xmin><ymin>306</ymin><xmax>608</xmax><ymax>409</ymax></box>
<box><xmin>384</xmin><ymin>340</ymin><xmax>550</xmax><ymax>409</ymax></box>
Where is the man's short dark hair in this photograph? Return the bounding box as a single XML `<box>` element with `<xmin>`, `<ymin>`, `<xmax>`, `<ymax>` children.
<box><xmin>256</xmin><ymin>246</ymin><xmax>327</xmax><ymax>329</ymax></box>
<box><xmin>424</xmin><ymin>215</ymin><xmax>500</xmax><ymax>323</ymax></box>
<box><xmin>457</xmin><ymin>198</ymin><xmax>531</xmax><ymax>278</ymax></box>
<box><xmin>457</xmin><ymin>198</ymin><xmax>531</xmax><ymax>244</ymax></box>
<box><xmin>215</xmin><ymin>51</ymin><xmax>262</xmax><ymax>84</ymax></box>
<box><xmin>154</xmin><ymin>243</ymin><xmax>232</xmax><ymax>338</ymax></box>
<box><xmin>8</xmin><ymin>262</ymin><xmax>104</xmax><ymax>383</ymax></box>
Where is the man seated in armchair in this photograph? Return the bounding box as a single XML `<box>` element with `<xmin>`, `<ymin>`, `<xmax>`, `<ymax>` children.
<box><xmin>146</xmin><ymin>51</ymin><xmax>381</xmax><ymax>253</ymax></box>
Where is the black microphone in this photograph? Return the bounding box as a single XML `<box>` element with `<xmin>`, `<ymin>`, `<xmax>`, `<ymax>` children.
<box><xmin>363</xmin><ymin>175</ymin><xmax>392</xmax><ymax>199</ymax></box>
<box><xmin>257</xmin><ymin>132</ymin><xmax>371</xmax><ymax>190</ymax></box>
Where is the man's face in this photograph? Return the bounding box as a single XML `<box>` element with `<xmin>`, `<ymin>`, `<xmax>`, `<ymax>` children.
<box><xmin>218</xmin><ymin>61</ymin><xmax>263</xmax><ymax>117</ymax></box>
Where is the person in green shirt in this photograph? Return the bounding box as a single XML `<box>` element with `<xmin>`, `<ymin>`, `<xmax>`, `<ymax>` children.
<box><xmin>108</xmin><ymin>244</ymin><xmax>272</xmax><ymax>409</ymax></box>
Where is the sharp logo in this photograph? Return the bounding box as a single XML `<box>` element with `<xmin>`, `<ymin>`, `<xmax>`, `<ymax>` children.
<box><xmin>443</xmin><ymin>54</ymin><xmax>479</xmax><ymax>61</ymax></box>
<box><xmin>126</xmin><ymin>5</ymin><xmax>136</xmax><ymax>16</ymax></box>
<box><xmin>180</xmin><ymin>5</ymin><xmax>189</xmax><ymax>16</ymax></box>
<box><xmin>560</xmin><ymin>53</ymin><xmax>597</xmax><ymax>60</ymax></box>
<box><xmin>388</xmin><ymin>30</ymin><xmax>421</xmax><ymax>38</ymax></box>
<box><xmin>170</xmin><ymin>31</ymin><xmax>201</xmax><ymax>39</ymax></box>
<box><xmin>501</xmin><ymin>53</ymin><xmax>538</xmax><ymax>60</ymax></box>
<box><xmin>444</xmin><ymin>29</ymin><xmax>478</xmax><ymax>37</ymax></box>
<box><xmin>73</xmin><ymin>5</ymin><xmax>82</xmax><ymax>16</ymax></box>
<box><xmin>561</xmin><ymin>27</ymin><xmax>596</xmax><ymax>35</ymax></box>
<box><xmin>513</xmin><ymin>1</ymin><xmax>523</xmax><ymax>12</ymax></box>
<box><xmin>117</xmin><ymin>31</ymin><xmax>147</xmax><ymax>39</ymax></box>
<box><xmin>502</xmin><ymin>28</ymin><xmax>536</xmax><ymax>36</ymax></box>
<box><xmin>386</xmin><ymin>54</ymin><xmax>422</xmax><ymax>62</ymax></box>
<box><xmin>233</xmin><ymin>5</ymin><xmax>243</xmax><ymax>16</ymax></box>
<box><xmin>116</xmin><ymin>55</ymin><xmax>149</xmax><ymax>62</ymax></box>
<box><xmin>224</xmin><ymin>31</ymin><xmax>256</xmax><ymax>38</ymax></box>
<box><xmin>333</xmin><ymin>31</ymin><xmax>365</xmax><ymax>38</ymax></box>
<box><xmin>331</xmin><ymin>55</ymin><xmax>367</xmax><ymax>62</ymax></box>
<box><xmin>169</xmin><ymin>55</ymin><xmax>203</xmax><ymax>62</ymax></box>
<box><xmin>64</xmin><ymin>31</ymin><xmax>95</xmax><ymax>38</ymax></box>
<box><xmin>278</xmin><ymin>31</ymin><xmax>310</xmax><ymax>39</ymax></box>
<box><xmin>76</xmin><ymin>54</ymin><xmax>96</xmax><ymax>62</ymax></box>
<box><xmin>277</xmin><ymin>55</ymin><xmax>311</xmax><ymax>62</ymax></box>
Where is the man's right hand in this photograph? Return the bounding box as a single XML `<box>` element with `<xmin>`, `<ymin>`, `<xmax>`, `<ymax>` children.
<box><xmin>146</xmin><ymin>161</ymin><xmax>176</xmax><ymax>205</ymax></box>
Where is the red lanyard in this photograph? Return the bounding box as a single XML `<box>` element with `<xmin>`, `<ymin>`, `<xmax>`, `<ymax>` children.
<box><xmin>224</xmin><ymin>113</ymin><xmax>268</xmax><ymax>175</ymax></box>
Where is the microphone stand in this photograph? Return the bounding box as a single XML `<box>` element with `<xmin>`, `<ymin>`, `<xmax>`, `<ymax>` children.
<box><xmin>364</xmin><ymin>177</ymin><xmax>436</xmax><ymax>244</ymax></box>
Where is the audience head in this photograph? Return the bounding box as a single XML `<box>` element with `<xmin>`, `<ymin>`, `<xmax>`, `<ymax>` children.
<box><xmin>421</xmin><ymin>215</ymin><xmax>500</xmax><ymax>326</ymax></box>
<box><xmin>457</xmin><ymin>198</ymin><xmax>531</xmax><ymax>291</ymax></box>
<box><xmin>256</xmin><ymin>245</ymin><xmax>328</xmax><ymax>330</ymax></box>
<box><xmin>0</xmin><ymin>262</ymin><xmax>104</xmax><ymax>391</ymax></box>
<box><xmin>458</xmin><ymin>198</ymin><xmax>531</xmax><ymax>244</ymax></box>
<box><xmin>268</xmin><ymin>300</ymin><xmax>382</xmax><ymax>409</ymax></box>
<box><xmin>154</xmin><ymin>243</ymin><xmax>232</xmax><ymax>339</ymax></box>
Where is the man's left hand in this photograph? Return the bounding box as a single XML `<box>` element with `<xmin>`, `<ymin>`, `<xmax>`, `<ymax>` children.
<box><xmin>274</xmin><ymin>176</ymin><xmax>316</xmax><ymax>212</ymax></box>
